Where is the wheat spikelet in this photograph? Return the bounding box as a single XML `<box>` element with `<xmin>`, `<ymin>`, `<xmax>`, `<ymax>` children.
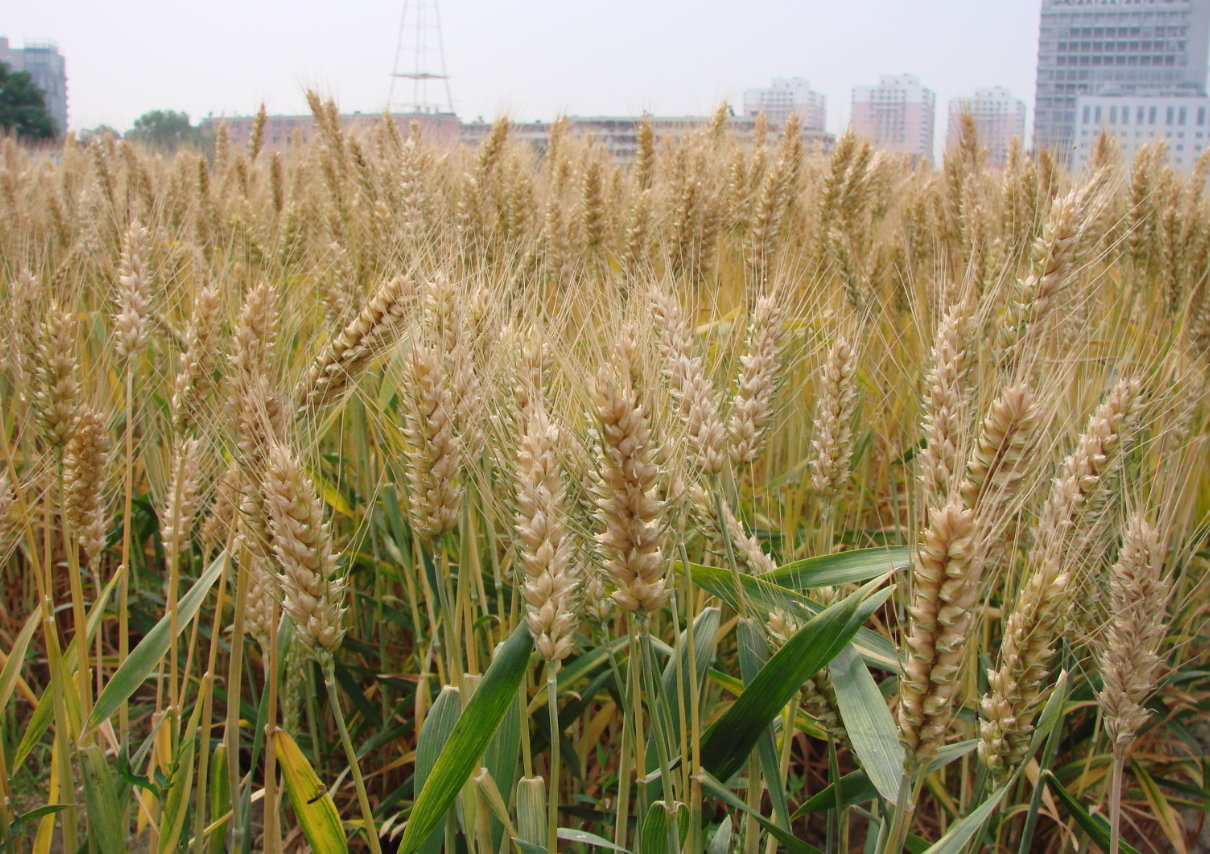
<box><xmin>0</xmin><ymin>472</ymin><xmax>14</xmax><ymax>544</ymax></box>
<box><xmin>114</xmin><ymin>220</ymin><xmax>153</xmax><ymax>363</ymax></box>
<box><xmin>810</xmin><ymin>332</ymin><xmax>860</xmax><ymax>498</ymax></box>
<box><xmin>299</xmin><ymin>274</ymin><xmax>415</xmax><ymax>413</ymax></box>
<box><xmin>652</xmin><ymin>289</ymin><xmax>726</xmax><ymax>476</ymax></box>
<box><xmin>425</xmin><ymin>273</ymin><xmax>485</xmax><ymax>462</ymax></box>
<box><xmin>591</xmin><ymin>327</ymin><xmax>667</xmax><ymax>614</ymax></box>
<box><xmin>403</xmin><ymin>342</ymin><xmax>462</xmax><ymax>543</ymax></box>
<box><xmin>201</xmin><ymin>466</ymin><xmax>239</xmax><ymax>556</ymax></box>
<box><xmin>960</xmin><ymin>383</ymin><xmax>1039</xmax><ymax>516</ymax></box>
<box><xmin>244</xmin><ymin>559</ymin><xmax>277</xmax><ymax>651</ymax></box>
<box><xmin>9</xmin><ymin>269</ymin><xmax>40</xmax><ymax>396</ymax></box>
<box><xmin>171</xmin><ymin>285</ymin><xmax>222</xmax><ymax>436</ymax></box>
<box><xmin>1033</xmin><ymin>375</ymin><xmax>1144</xmax><ymax>561</ymax></box>
<box><xmin>898</xmin><ymin>499</ymin><xmax>978</xmax><ymax>762</ymax></box>
<box><xmin>514</xmin><ymin>395</ymin><xmax>579</xmax><ymax>661</ymax></box>
<box><xmin>63</xmin><ymin>407</ymin><xmax>109</xmax><ymax>562</ymax></box>
<box><xmin>231</xmin><ymin>282</ymin><xmax>285</xmax><ymax>466</ymax></box>
<box><xmin>717</xmin><ymin>499</ymin><xmax>776</xmax><ymax>575</ymax></box>
<box><xmin>977</xmin><ymin>552</ymin><xmax>1068</xmax><ymax>779</ymax></box>
<box><xmin>161</xmin><ymin>438</ymin><xmax>203</xmax><ymax>558</ymax></box>
<box><xmin>729</xmin><ymin>294</ymin><xmax>785</xmax><ymax>469</ymax></box>
<box><xmin>33</xmin><ymin>303</ymin><xmax>80</xmax><ymax>451</ymax></box>
<box><xmin>999</xmin><ymin>185</ymin><xmax>1090</xmax><ymax>363</ymax></box>
<box><xmin>978</xmin><ymin>379</ymin><xmax>1139</xmax><ymax>777</ymax></box>
<box><xmin>263</xmin><ymin>443</ymin><xmax>346</xmax><ymax>650</ymax></box>
<box><xmin>1097</xmin><ymin>514</ymin><xmax>1171</xmax><ymax>745</ymax></box>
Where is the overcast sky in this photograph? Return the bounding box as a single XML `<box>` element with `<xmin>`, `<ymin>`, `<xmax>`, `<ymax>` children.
<box><xmin>6</xmin><ymin>0</ymin><xmax>1043</xmax><ymax>150</ymax></box>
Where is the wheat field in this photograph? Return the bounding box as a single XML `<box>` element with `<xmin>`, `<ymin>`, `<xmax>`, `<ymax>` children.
<box><xmin>0</xmin><ymin>99</ymin><xmax>1208</xmax><ymax>854</ymax></box>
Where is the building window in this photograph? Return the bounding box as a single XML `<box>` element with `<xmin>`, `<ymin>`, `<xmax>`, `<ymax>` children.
<box><xmin>1110</xmin><ymin>106</ymin><xmax>1118</xmax><ymax>124</ymax></box>
<box><xmin>1095</xmin><ymin>105</ymin><xmax>1103</xmax><ymax>124</ymax></box>
<box><xmin>1138</xmin><ymin>106</ymin><xmax>1145</xmax><ymax>123</ymax></box>
<box><xmin>1084</xmin><ymin>105</ymin><xmax>1092</xmax><ymax>123</ymax></box>
<box><xmin>1168</xmin><ymin>105</ymin><xmax>1175</xmax><ymax>124</ymax></box>
<box><xmin>1200</xmin><ymin>107</ymin><xmax>1207</xmax><ymax>126</ymax></box>
<box><xmin>1123</xmin><ymin>107</ymin><xmax>1130</xmax><ymax>126</ymax></box>
<box><xmin>1180</xmin><ymin>106</ymin><xmax>1188</xmax><ymax>125</ymax></box>
<box><xmin>1150</xmin><ymin>106</ymin><xmax>1158</xmax><ymax>123</ymax></box>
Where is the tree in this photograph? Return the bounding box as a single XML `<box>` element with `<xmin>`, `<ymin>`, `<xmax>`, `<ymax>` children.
<box><xmin>126</xmin><ymin>110</ymin><xmax>201</xmax><ymax>151</ymax></box>
<box><xmin>0</xmin><ymin>61</ymin><xmax>56</xmax><ymax>140</ymax></box>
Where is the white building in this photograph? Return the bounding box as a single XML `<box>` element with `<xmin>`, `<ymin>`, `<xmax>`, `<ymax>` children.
<box><xmin>851</xmin><ymin>73</ymin><xmax>937</xmax><ymax>164</ymax></box>
<box><xmin>742</xmin><ymin>77</ymin><xmax>827</xmax><ymax>133</ymax></box>
<box><xmin>0</xmin><ymin>37</ymin><xmax>67</xmax><ymax>135</ymax></box>
<box><xmin>1071</xmin><ymin>92</ymin><xmax>1210</xmax><ymax>172</ymax></box>
<box><xmin>947</xmin><ymin>87</ymin><xmax>1027</xmax><ymax>168</ymax></box>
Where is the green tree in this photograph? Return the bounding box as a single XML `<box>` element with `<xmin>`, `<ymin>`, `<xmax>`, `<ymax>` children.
<box><xmin>0</xmin><ymin>61</ymin><xmax>56</xmax><ymax>139</ymax></box>
<box><xmin>127</xmin><ymin>109</ymin><xmax>200</xmax><ymax>151</ymax></box>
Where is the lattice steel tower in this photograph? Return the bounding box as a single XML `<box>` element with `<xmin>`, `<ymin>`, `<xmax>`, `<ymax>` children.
<box><xmin>388</xmin><ymin>0</ymin><xmax>455</xmax><ymax>115</ymax></box>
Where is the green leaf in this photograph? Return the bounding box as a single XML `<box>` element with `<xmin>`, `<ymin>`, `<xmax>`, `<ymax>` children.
<box><xmin>640</xmin><ymin>802</ymin><xmax>688</xmax><ymax>854</ymax></box>
<box><xmin>736</xmin><ymin>619</ymin><xmax>791</xmax><ymax>830</ymax></box>
<box><xmin>0</xmin><ymin>609</ymin><xmax>38</xmax><ymax>712</ymax></box>
<box><xmin>399</xmin><ymin>624</ymin><xmax>535</xmax><ymax>854</ymax></box>
<box><xmin>700</xmin><ymin>771</ymin><xmax>824</xmax><ymax>854</ymax></box>
<box><xmin>516</xmin><ymin>777</ymin><xmax>547</xmax><ymax>848</ymax></box>
<box><xmin>208</xmin><ymin>745</ymin><xmax>231</xmax><ymax>854</ymax></box>
<box><xmin>12</xmin><ymin>687</ymin><xmax>52</xmax><ymax>770</ymax></box>
<box><xmin>766</xmin><ymin>547</ymin><xmax>910</xmax><ymax>590</ymax></box>
<box><xmin>558</xmin><ymin>827</ymin><xmax>631</xmax><ymax>852</ymax></box>
<box><xmin>87</xmin><ymin>552</ymin><xmax>227</xmax><ymax>734</ymax></box>
<box><xmin>512</xmin><ymin>839</ymin><xmax>547</xmax><ymax>854</ymax></box>
<box><xmin>159</xmin><ymin>695</ymin><xmax>206</xmax><ymax>854</ymax></box>
<box><xmin>276</xmin><ymin>729</ymin><xmax>349</xmax><ymax>854</ymax></box>
<box><xmin>830</xmin><ymin>644</ymin><xmax>903</xmax><ymax>804</ymax></box>
<box><xmin>1029</xmin><ymin>670</ymin><xmax>1070</xmax><ymax>754</ymax></box>
<box><xmin>792</xmin><ymin>771</ymin><xmax>879</xmax><ymax>818</ymax></box>
<box><xmin>707</xmin><ymin>816</ymin><xmax>732</xmax><ymax>854</ymax></box>
<box><xmin>682</xmin><ymin>562</ymin><xmax>898</xmax><ymax>671</ymax></box>
<box><xmin>790</xmin><ymin>743</ymin><xmax>974</xmax><ymax>820</ymax></box>
<box><xmin>660</xmin><ymin>606</ymin><xmax>721</xmax><ymax>751</ymax></box>
<box><xmin>1043</xmin><ymin>771</ymin><xmax>1142</xmax><ymax>854</ymax></box>
<box><xmin>921</xmin><ymin>781</ymin><xmax>1012</xmax><ymax>854</ymax></box>
<box><xmin>12</xmin><ymin>567</ymin><xmax>127</xmax><ymax>768</ymax></box>
<box><xmin>80</xmin><ymin>745</ymin><xmax>129</xmax><ymax>854</ymax></box>
<box><xmin>414</xmin><ymin>684</ymin><xmax>464</xmax><ymax>854</ymax></box>
<box><xmin>700</xmin><ymin>580</ymin><xmax>893</xmax><ymax>782</ymax></box>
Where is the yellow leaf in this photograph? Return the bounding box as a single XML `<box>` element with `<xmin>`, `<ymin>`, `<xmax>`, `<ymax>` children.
<box><xmin>276</xmin><ymin>729</ymin><xmax>349</xmax><ymax>854</ymax></box>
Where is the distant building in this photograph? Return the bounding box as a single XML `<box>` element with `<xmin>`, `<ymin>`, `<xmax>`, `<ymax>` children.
<box><xmin>743</xmin><ymin>78</ymin><xmax>827</xmax><ymax>133</ymax></box>
<box><xmin>1072</xmin><ymin>92</ymin><xmax>1210</xmax><ymax>171</ymax></box>
<box><xmin>460</xmin><ymin>114</ymin><xmax>835</xmax><ymax>162</ymax></box>
<box><xmin>947</xmin><ymin>87</ymin><xmax>1027</xmax><ymax>167</ymax></box>
<box><xmin>851</xmin><ymin>73</ymin><xmax>937</xmax><ymax>164</ymax></box>
<box><xmin>0</xmin><ymin>37</ymin><xmax>68</xmax><ymax>135</ymax></box>
<box><xmin>1033</xmin><ymin>0</ymin><xmax>1210</xmax><ymax>158</ymax></box>
<box><xmin>199</xmin><ymin>110</ymin><xmax>460</xmax><ymax>151</ymax></box>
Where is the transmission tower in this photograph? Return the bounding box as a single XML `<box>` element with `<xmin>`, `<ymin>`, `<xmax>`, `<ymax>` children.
<box><xmin>388</xmin><ymin>0</ymin><xmax>455</xmax><ymax>115</ymax></box>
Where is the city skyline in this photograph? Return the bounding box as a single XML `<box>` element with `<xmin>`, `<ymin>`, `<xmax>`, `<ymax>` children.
<box><xmin>6</xmin><ymin>0</ymin><xmax>1040</xmax><ymax>159</ymax></box>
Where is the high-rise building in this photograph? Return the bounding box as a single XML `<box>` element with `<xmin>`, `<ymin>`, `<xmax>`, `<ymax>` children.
<box><xmin>947</xmin><ymin>87</ymin><xmax>1027</xmax><ymax>167</ymax></box>
<box><xmin>1033</xmin><ymin>0</ymin><xmax>1210</xmax><ymax>157</ymax></box>
<box><xmin>0</xmin><ymin>37</ymin><xmax>68</xmax><ymax>135</ymax></box>
<box><xmin>851</xmin><ymin>73</ymin><xmax>937</xmax><ymax>164</ymax></box>
<box><xmin>742</xmin><ymin>77</ymin><xmax>827</xmax><ymax>133</ymax></box>
<box><xmin>1071</xmin><ymin>92</ymin><xmax>1210</xmax><ymax>171</ymax></box>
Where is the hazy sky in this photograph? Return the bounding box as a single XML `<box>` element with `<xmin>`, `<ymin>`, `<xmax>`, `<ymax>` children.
<box><xmin>6</xmin><ymin>0</ymin><xmax>1043</xmax><ymax>150</ymax></box>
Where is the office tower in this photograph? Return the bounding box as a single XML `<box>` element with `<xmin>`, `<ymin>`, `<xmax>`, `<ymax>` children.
<box><xmin>1033</xmin><ymin>0</ymin><xmax>1210</xmax><ymax>156</ymax></box>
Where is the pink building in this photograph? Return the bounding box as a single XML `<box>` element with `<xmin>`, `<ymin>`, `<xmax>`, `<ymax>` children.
<box><xmin>850</xmin><ymin>73</ymin><xmax>937</xmax><ymax>165</ymax></box>
<box><xmin>199</xmin><ymin>110</ymin><xmax>461</xmax><ymax>152</ymax></box>
<box><xmin>947</xmin><ymin>87</ymin><xmax>1026</xmax><ymax>169</ymax></box>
